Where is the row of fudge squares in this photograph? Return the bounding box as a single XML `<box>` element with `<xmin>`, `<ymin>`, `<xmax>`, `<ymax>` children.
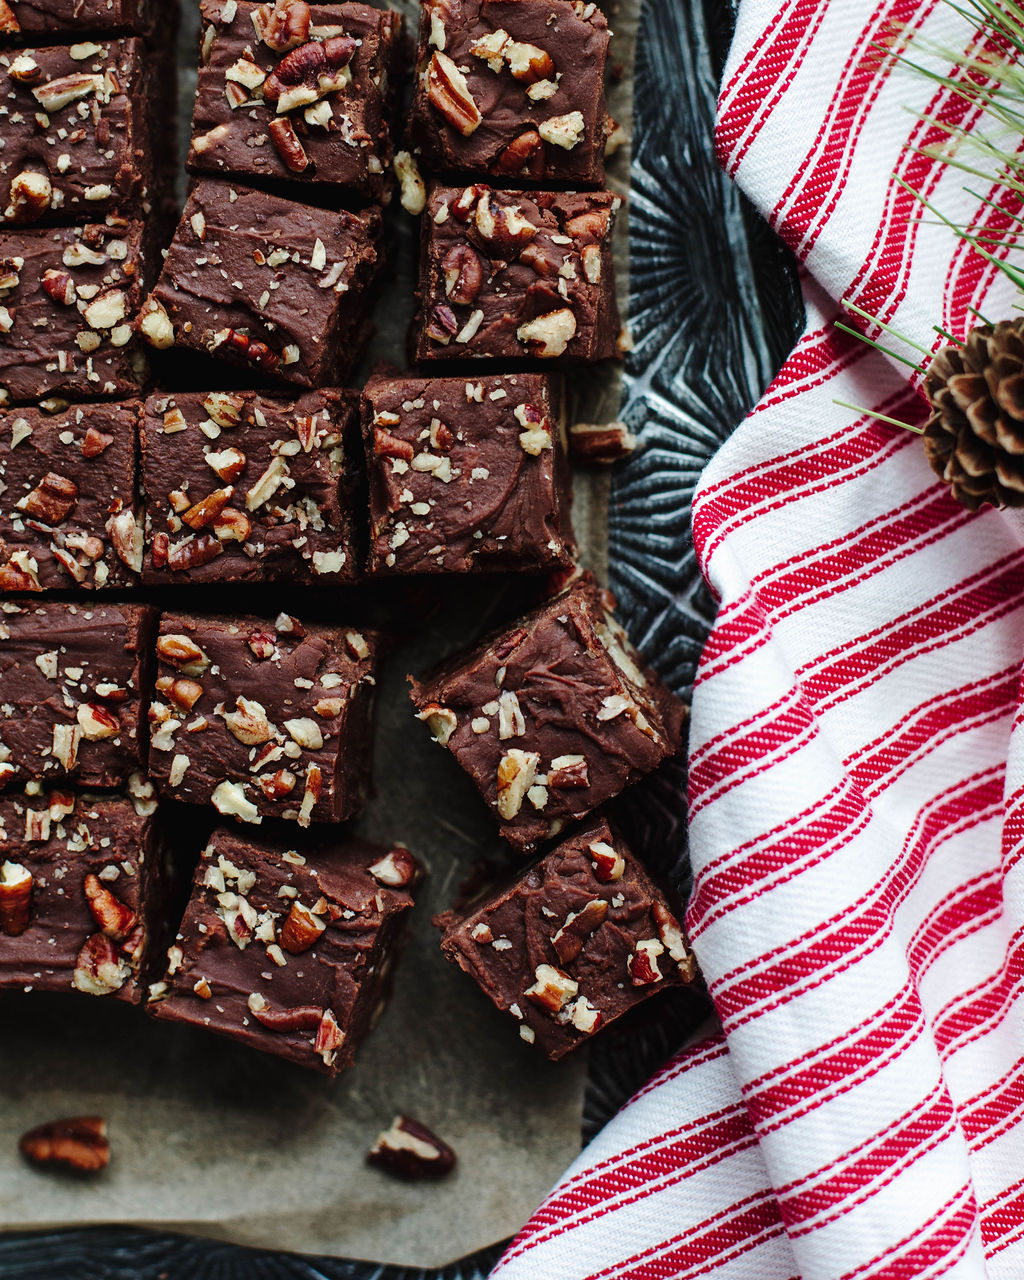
<box><xmin>142</xmin><ymin>179</ymin><xmax>622</xmax><ymax>379</ymax></box>
<box><xmin>0</xmin><ymin>178</ymin><xmax>619</xmax><ymax>406</ymax></box>
<box><xmin>0</xmin><ymin>188</ymin><xmax>384</xmax><ymax>405</ymax></box>
<box><xmin>0</xmin><ymin>603</ymin><xmax>379</xmax><ymax>826</ymax></box>
<box><xmin>0</xmin><ymin>785</ymin><xmax>422</xmax><ymax>1074</ymax></box>
<box><xmin>188</xmin><ymin>0</ymin><xmax>616</xmax><ymax>196</ymax></box>
<box><xmin>0</xmin><ymin>376</ymin><xmax>576</xmax><ymax>590</ymax></box>
<box><xmin>154</xmin><ymin>812</ymin><xmax>695</xmax><ymax>1069</ymax></box>
<box><xmin>0</xmin><ymin>0</ymin><xmax>618</xmax><ymax>194</ymax></box>
<box><xmin>0</xmin><ymin>781</ymin><xmax>694</xmax><ymax>1071</ymax></box>
<box><xmin>0</xmin><ymin>579</ymin><xmax>685</xmax><ymax>850</ymax></box>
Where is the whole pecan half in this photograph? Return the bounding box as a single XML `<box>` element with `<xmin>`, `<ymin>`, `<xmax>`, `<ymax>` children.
<box><xmin>19</xmin><ymin>1116</ymin><xmax>110</xmax><ymax>1174</ymax></box>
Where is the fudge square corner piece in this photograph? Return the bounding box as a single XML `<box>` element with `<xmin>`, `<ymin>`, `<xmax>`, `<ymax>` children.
<box><xmin>0</xmin><ymin>781</ymin><xmax>180</xmax><ymax>1005</ymax></box>
<box><xmin>414</xmin><ymin>183</ymin><xmax>620</xmax><ymax>364</ymax></box>
<box><xmin>148</xmin><ymin>824</ymin><xmax>422</xmax><ymax>1074</ymax></box>
<box><xmin>141</xmin><ymin>180</ymin><xmax>384</xmax><ymax>389</ymax></box>
<box><xmin>0</xmin><ymin>600</ymin><xmax>154</xmax><ymax>788</ymax></box>
<box><xmin>410</xmin><ymin>580</ymin><xmax>686</xmax><ymax>854</ymax></box>
<box><xmin>149</xmin><ymin>611</ymin><xmax>380</xmax><ymax>827</ymax></box>
<box><xmin>436</xmin><ymin>813</ymin><xmax>696</xmax><ymax>1059</ymax></box>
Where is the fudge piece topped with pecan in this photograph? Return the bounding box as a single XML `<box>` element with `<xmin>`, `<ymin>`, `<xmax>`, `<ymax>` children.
<box><xmin>0</xmin><ymin>39</ymin><xmax>156</xmax><ymax>225</ymax></box>
<box><xmin>0</xmin><ymin>600</ymin><xmax>154</xmax><ymax>786</ymax></box>
<box><xmin>0</xmin><ymin>219</ymin><xmax>147</xmax><ymax>403</ymax></box>
<box><xmin>149</xmin><ymin>824</ymin><xmax>421</xmax><ymax>1074</ymax></box>
<box><xmin>141</xmin><ymin>388</ymin><xmax>359</xmax><ymax>584</ymax></box>
<box><xmin>436</xmin><ymin>814</ymin><xmax>696</xmax><ymax>1059</ymax></box>
<box><xmin>410</xmin><ymin>581</ymin><xmax>686</xmax><ymax>853</ymax></box>
<box><xmin>0</xmin><ymin>400</ymin><xmax>140</xmax><ymax>591</ymax></box>
<box><xmin>149</xmin><ymin>611</ymin><xmax>379</xmax><ymax>827</ymax></box>
<box><xmin>190</xmin><ymin>0</ymin><xmax>403</xmax><ymax>201</ymax></box>
<box><xmin>143</xmin><ymin>180</ymin><xmax>383</xmax><ymax>389</ymax></box>
<box><xmin>0</xmin><ymin>781</ymin><xmax>179</xmax><ymax>1003</ymax></box>
<box><xmin>414</xmin><ymin>184</ymin><xmax>619</xmax><ymax>364</ymax></box>
<box><xmin>409</xmin><ymin>0</ymin><xmax>610</xmax><ymax>186</ymax></box>
<box><xmin>0</xmin><ymin>0</ymin><xmax>156</xmax><ymax>40</ymax></box>
<box><xmin>362</xmin><ymin>370</ymin><xmax>576</xmax><ymax>574</ymax></box>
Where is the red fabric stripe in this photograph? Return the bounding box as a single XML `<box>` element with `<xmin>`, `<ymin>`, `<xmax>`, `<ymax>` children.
<box><xmin>781</xmin><ymin>1087</ymin><xmax>956</xmax><ymax>1234</ymax></box>
<box><xmin>711</xmin><ymin>778</ymin><xmax>1003</xmax><ymax>1025</ymax></box>
<box><xmin>501</xmin><ymin>1106</ymin><xmax>756</xmax><ymax>1261</ymax></box>
<box><xmin>775</xmin><ymin>1</ymin><xmax>935</xmax><ymax>257</ymax></box>
<box><xmin>587</xmin><ymin>1193</ymin><xmax>788</xmax><ymax>1280</ymax></box>
<box><xmin>836</xmin><ymin>1186</ymin><xmax>976</xmax><ymax>1279</ymax></box>
<box><xmin>716</xmin><ymin>0</ymin><xmax>827</xmax><ymax>171</ymax></box>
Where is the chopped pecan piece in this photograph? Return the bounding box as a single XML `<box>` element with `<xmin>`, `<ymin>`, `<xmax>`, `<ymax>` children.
<box><xmin>366</xmin><ymin>1115</ymin><xmax>456</xmax><ymax>1181</ymax></box>
<box><xmin>0</xmin><ymin>860</ymin><xmax>32</xmax><ymax>936</ymax></box>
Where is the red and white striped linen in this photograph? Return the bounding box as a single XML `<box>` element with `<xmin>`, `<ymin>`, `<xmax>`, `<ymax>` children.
<box><xmin>492</xmin><ymin>2</ymin><xmax>1024</xmax><ymax>1277</ymax></box>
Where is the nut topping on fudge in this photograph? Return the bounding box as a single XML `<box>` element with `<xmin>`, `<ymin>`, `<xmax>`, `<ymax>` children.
<box><xmin>411</xmin><ymin>581</ymin><xmax>686</xmax><ymax>853</ymax></box>
<box><xmin>190</xmin><ymin>1</ymin><xmax>402</xmax><ymax>200</ymax></box>
<box><xmin>149</xmin><ymin>825</ymin><xmax>421</xmax><ymax>1074</ymax></box>
<box><xmin>0</xmin><ymin>784</ymin><xmax>181</xmax><ymax>1003</ymax></box>
<box><xmin>0</xmin><ymin>401</ymin><xmax>140</xmax><ymax>590</ymax></box>
<box><xmin>141</xmin><ymin>389</ymin><xmax>359</xmax><ymax>584</ymax></box>
<box><xmin>436</xmin><ymin>814</ymin><xmax>696</xmax><ymax>1059</ymax></box>
<box><xmin>408</xmin><ymin>0</ymin><xmax>611</xmax><ymax>186</ymax></box>
<box><xmin>0</xmin><ymin>39</ymin><xmax>156</xmax><ymax>224</ymax></box>
<box><xmin>362</xmin><ymin>371</ymin><xmax>576</xmax><ymax>574</ymax></box>
<box><xmin>414</xmin><ymin>184</ymin><xmax>620</xmax><ymax>365</ymax></box>
<box><xmin>0</xmin><ymin>601</ymin><xmax>153</xmax><ymax>786</ymax></box>
<box><xmin>149</xmin><ymin>611</ymin><xmax>379</xmax><ymax>826</ymax></box>
<box><xmin>0</xmin><ymin>220</ymin><xmax>147</xmax><ymax>403</ymax></box>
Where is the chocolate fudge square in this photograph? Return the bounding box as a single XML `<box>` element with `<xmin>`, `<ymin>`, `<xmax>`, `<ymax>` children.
<box><xmin>150</xmin><ymin>611</ymin><xmax>379</xmax><ymax>827</ymax></box>
<box><xmin>143</xmin><ymin>180</ymin><xmax>383</xmax><ymax>389</ymax></box>
<box><xmin>408</xmin><ymin>0</ymin><xmax>610</xmax><ymax>186</ymax></box>
<box><xmin>0</xmin><ymin>401</ymin><xmax>141</xmax><ymax>591</ymax></box>
<box><xmin>149</xmin><ymin>824</ymin><xmax>420</xmax><ymax>1074</ymax></box>
<box><xmin>411</xmin><ymin>582</ymin><xmax>685</xmax><ymax>853</ymax></box>
<box><xmin>0</xmin><ymin>601</ymin><xmax>154</xmax><ymax>786</ymax></box>
<box><xmin>362</xmin><ymin>371</ymin><xmax>576</xmax><ymax>574</ymax></box>
<box><xmin>141</xmin><ymin>389</ymin><xmax>359</xmax><ymax>585</ymax></box>
<box><xmin>0</xmin><ymin>782</ymin><xmax>181</xmax><ymax>1003</ymax></box>
<box><xmin>0</xmin><ymin>39</ymin><xmax>157</xmax><ymax>225</ymax></box>
<box><xmin>0</xmin><ymin>0</ymin><xmax>157</xmax><ymax>39</ymax></box>
<box><xmin>190</xmin><ymin>0</ymin><xmax>402</xmax><ymax>201</ymax></box>
<box><xmin>436</xmin><ymin>815</ymin><xmax>695</xmax><ymax>1058</ymax></box>
<box><xmin>414</xmin><ymin>184</ymin><xmax>619</xmax><ymax>364</ymax></box>
<box><xmin>0</xmin><ymin>220</ymin><xmax>147</xmax><ymax>403</ymax></box>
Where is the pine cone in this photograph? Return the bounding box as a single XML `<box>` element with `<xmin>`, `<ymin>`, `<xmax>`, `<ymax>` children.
<box><xmin>924</xmin><ymin>318</ymin><xmax>1024</xmax><ymax>510</ymax></box>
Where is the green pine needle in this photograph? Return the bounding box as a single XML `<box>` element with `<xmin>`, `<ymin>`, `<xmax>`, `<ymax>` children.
<box><xmin>832</xmin><ymin>399</ymin><xmax>926</xmax><ymax>434</ymax></box>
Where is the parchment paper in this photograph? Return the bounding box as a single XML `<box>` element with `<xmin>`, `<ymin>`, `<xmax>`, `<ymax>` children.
<box><xmin>0</xmin><ymin>0</ymin><xmax>638</xmax><ymax>1266</ymax></box>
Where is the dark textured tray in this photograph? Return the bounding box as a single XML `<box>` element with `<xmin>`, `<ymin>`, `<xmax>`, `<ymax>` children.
<box><xmin>0</xmin><ymin>0</ymin><xmax>802</xmax><ymax>1275</ymax></box>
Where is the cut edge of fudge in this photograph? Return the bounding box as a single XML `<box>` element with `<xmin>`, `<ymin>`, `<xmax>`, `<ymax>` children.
<box><xmin>410</xmin><ymin>579</ymin><xmax>687</xmax><ymax>853</ymax></box>
<box><xmin>434</xmin><ymin>812</ymin><xmax>696</xmax><ymax>1059</ymax></box>
<box><xmin>148</xmin><ymin>824</ymin><xmax>423</xmax><ymax>1074</ymax></box>
<box><xmin>142</xmin><ymin>179</ymin><xmax>385</xmax><ymax>390</ymax></box>
<box><xmin>361</xmin><ymin>369</ymin><xmax>578</xmax><ymax>575</ymax></box>
<box><xmin>0</xmin><ymin>778</ymin><xmax>188</xmax><ymax>1005</ymax></box>
<box><xmin>149</xmin><ymin>610</ymin><xmax>380</xmax><ymax>827</ymax></box>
